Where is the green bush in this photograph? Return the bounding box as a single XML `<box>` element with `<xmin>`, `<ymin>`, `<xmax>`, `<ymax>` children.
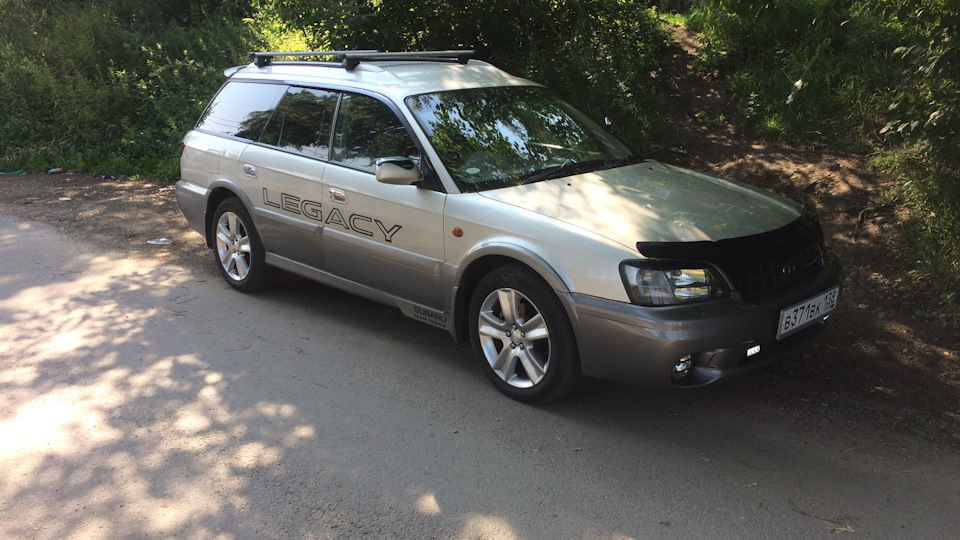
<box><xmin>1</xmin><ymin>0</ymin><xmax>672</xmax><ymax>177</ymax></box>
<box><xmin>0</xmin><ymin>1</ymin><xmax>260</xmax><ymax>178</ymax></box>
<box><xmin>886</xmin><ymin>156</ymin><xmax>960</xmax><ymax>314</ymax></box>
<box><xmin>878</xmin><ymin>2</ymin><xmax>960</xmax><ymax>167</ymax></box>
<box><xmin>688</xmin><ymin>1</ymin><xmax>959</xmax><ymax>164</ymax></box>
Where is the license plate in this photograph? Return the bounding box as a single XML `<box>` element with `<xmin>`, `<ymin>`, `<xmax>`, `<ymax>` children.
<box><xmin>777</xmin><ymin>286</ymin><xmax>839</xmax><ymax>340</ymax></box>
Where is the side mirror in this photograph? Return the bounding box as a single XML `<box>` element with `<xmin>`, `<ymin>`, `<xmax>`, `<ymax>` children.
<box><xmin>375</xmin><ymin>157</ymin><xmax>423</xmax><ymax>185</ymax></box>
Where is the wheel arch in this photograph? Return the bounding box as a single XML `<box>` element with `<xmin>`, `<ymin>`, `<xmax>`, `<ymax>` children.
<box><xmin>451</xmin><ymin>244</ymin><xmax>577</xmax><ymax>343</ymax></box>
<box><xmin>203</xmin><ymin>180</ymin><xmax>256</xmax><ymax>248</ymax></box>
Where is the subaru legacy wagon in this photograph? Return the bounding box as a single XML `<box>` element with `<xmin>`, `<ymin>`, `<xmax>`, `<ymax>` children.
<box><xmin>176</xmin><ymin>50</ymin><xmax>842</xmax><ymax>402</ymax></box>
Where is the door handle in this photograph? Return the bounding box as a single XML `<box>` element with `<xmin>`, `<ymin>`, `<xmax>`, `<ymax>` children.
<box><xmin>329</xmin><ymin>188</ymin><xmax>348</xmax><ymax>204</ymax></box>
<box><xmin>242</xmin><ymin>164</ymin><xmax>257</xmax><ymax>178</ymax></box>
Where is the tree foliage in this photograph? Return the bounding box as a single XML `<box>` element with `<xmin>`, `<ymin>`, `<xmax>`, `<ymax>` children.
<box><xmin>693</xmin><ymin>0</ymin><xmax>959</xmax><ymax>293</ymax></box>
<box><xmin>1</xmin><ymin>0</ymin><xmax>957</xmax><ymax>178</ymax></box>
<box><xmin>0</xmin><ymin>0</ymin><xmax>670</xmax><ymax>176</ymax></box>
<box><xmin>255</xmin><ymin>0</ymin><xmax>670</xmax><ymax>151</ymax></box>
<box><xmin>878</xmin><ymin>1</ymin><xmax>960</xmax><ymax>163</ymax></box>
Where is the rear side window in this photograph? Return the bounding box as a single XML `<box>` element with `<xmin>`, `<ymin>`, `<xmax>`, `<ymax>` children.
<box><xmin>260</xmin><ymin>87</ymin><xmax>338</xmax><ymax>159</ymax></box>
<box><xmin>332</xmin><ymin>93</ymin><xmax>419</xmax><ymax>170</ymax></box>
<box><xmin>195</xmin><ymin>81</ymin><xmax>286</xmax><ymax>141</ymax></box>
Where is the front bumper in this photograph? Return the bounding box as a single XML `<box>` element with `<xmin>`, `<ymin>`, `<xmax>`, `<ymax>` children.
<box><xmin>568</xmin><ymin>252</ymin><xmax>842</xmax><ymax>388</ymax></box>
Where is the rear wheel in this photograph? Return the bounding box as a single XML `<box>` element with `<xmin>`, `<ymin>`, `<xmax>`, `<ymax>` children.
<box><xmin>469</xmin><ymin>264</ymin><xmax>582</xmax><ymax>403</ymax></box>
<box><xmin>212</xmin><ymin>197</ymin><xmax>277</xmax><ymax>292</ymax></box>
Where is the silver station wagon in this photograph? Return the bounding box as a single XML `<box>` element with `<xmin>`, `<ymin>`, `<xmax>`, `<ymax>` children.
<box><xmin>176</xmin><ymin>50</ymin><xmax>842</xmax><ymax>403</ymax></box>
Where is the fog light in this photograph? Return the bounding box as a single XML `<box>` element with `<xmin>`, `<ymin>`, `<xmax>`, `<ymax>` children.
<box><xmin>673</xmin><ymin>355</ymin><xmax>693</xmax><ymax>380</ymax></box>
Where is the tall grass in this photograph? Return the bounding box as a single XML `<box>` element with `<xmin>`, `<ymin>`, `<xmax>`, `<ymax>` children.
<box><xmin>877</xmin><ymin>151</ymin><xmax>960</xmax><ymax>322</ymax></box>
<box><xmin>687</xmin><ymin>1</ymin><xmax>902</xmax><ymax>145</ymax></box>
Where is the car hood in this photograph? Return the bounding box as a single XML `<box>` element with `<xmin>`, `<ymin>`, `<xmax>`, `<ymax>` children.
<box><xmin>478</xmin><ymin>160</ymin><xmax>803</xmax><ymax>247</ymax></box>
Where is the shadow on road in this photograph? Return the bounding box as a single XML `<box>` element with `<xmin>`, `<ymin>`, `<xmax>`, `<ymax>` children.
<box><xmin>2</xmin><ymin>217</ymin><xmax>959</xmax><ymax>538</ymax></box>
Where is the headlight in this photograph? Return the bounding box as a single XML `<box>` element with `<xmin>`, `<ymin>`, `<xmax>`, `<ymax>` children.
<box><xmin>620</xmin><ymin>261</ymin><xmax>729</xmax><ymax>306</ymax></box>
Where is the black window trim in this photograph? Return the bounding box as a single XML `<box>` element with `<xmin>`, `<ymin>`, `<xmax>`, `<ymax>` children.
<box><xmin>254</xmin><ymin>84</ymin><xmax>341</xmax><ymax>162</ymax></box>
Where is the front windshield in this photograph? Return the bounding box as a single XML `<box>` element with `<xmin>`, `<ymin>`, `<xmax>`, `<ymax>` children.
<box><xmin>406</xmin><ymin>86</ymin><xmax>632</xmax><ymax>193</ymax></box>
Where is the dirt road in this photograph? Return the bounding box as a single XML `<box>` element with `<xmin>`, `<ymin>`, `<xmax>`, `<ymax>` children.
<box><xmin>2</xmin><ymin>211</ymin><xmax>959</xmax><ymax>538</ymax></box>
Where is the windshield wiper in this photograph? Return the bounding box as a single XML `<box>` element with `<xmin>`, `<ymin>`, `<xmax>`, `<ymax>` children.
<box><xmin>518</xmin><ymin>159</ymin><xmax>608</xmax><ymax>185</ymax></box>
<box><xmin>602</xmin><ymin>153</ymin><xmax>644</xmax><ymax>169</ymax></box>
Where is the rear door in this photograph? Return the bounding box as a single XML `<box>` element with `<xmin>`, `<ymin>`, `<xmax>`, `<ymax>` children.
<box><xmin>239</xmin><ymin>86</ymin><xmax>339</xmax><ymax>269</ymax></box>
<box><xmin>320</xmin><ymin>92</ymin><xmax>447</xmax><ymax>308</ymax></box>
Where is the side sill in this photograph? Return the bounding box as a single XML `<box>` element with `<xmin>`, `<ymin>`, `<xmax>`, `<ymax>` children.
<box><xmin>264</xmin><ymin>253</ymin><xmax>455</xmax><ymax>337</ymax></box>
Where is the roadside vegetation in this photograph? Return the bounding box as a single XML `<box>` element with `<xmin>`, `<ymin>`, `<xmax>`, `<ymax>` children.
<box><xmin>0</xmin><ymin>0</ymin><xmax>956</xmax><ymax>314</ymax></box>
<box><xmin>686</xmin><ymin>0</ymin><xmax>958</xmax><ymax>321</ymax></box>
<box><xmin>0</xmin><ymin>0</ymin><xmax>260</xmax><ymax>178</ymax></box>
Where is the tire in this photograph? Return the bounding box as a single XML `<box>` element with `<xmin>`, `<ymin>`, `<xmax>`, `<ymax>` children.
<box><xmin>211</xmin><ymin>197</ymin><xmax>278</xmax><ymax>292</ymax></box>
<box><xmin>469</xmin><ymin>264</ymin><xmax>582</xmax><ymax>403</ymax></box>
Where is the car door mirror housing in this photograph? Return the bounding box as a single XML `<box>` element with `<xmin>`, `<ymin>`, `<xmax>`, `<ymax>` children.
<box><xmin>375</xmin><ymin>157</ymin><xmax>423</xmax><ymax>185</ymax></box>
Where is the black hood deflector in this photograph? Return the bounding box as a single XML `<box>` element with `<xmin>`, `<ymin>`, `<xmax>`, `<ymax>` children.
<box><xmin>636</xmin><ymin>209</ymin><xmax>826</xmax><ymax>300</ymax></box>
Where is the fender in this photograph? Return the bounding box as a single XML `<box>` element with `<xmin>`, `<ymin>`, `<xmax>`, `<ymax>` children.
<box><xmin>447</xmin><ymin>239</ymin><xmax>580</xmax><ymax>342</ymax></box>
<box><xmin>203</xmin><ymin>178</ymin><xmax>260</xmax><ymax>247</ymax></box>
<box><xmin>456</xmin><ymin>240</ymin><xmax>573</xmax><ymax>293</ymax></box>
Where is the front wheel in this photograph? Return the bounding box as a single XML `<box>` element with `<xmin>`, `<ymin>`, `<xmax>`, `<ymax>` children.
<box><xmin>211</xmin><ymin>197</ymin><xmax>277</xmax><ymax>292</ymax></box>
<box><xmin>469</xmin><ymin>265</ymin><xmax>582</xmax><ymax>403</ymax></box>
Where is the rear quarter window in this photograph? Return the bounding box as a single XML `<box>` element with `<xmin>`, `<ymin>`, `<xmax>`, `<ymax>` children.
<box><xmin>195</xmin><ymin>81</ymin><xmax>287</xmax><ymax>141</ymax></box>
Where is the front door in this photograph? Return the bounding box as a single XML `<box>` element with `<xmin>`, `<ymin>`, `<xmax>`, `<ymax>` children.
<box><xmin>320</xmin><ymin>92</ymin><xmax>447</xmax><ymax>308</ymax></box>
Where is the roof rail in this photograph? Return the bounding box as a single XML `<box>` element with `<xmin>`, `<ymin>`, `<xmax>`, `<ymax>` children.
<box><xmin>247</xmin><ymin>50</ymin><xmax>475</xmax><ymax>70</ymax></box>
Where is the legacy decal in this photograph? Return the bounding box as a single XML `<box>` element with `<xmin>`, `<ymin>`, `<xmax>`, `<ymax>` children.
<box><xmin>263</xmin><ymin>188</ymin><xmax>402</xmax><ymax>242</ymax></box>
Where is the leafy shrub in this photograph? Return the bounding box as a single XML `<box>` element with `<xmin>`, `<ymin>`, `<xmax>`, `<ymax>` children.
<box><xmin>877</xmin><ymin>3</ymin><xmax>960</xmax><ymax>167</ymax></box>
<box><xmin>690</xmin><ymin>0</ymin><xmax>960</xmax><ymax>306</ymax></box>
<box><xmin>1</xmin><ymin>0</ymin><xmax>673</xmax><ymax>176</ymax></box>
<box><xmin>690</xmin><ymin>0</ymin><xmax>959</xmax><ymax>164</ymax></box>
<box><xmin>0</xmin><ymin>1</ymin><xmax>260</xmax><ymax>177</ymax></box>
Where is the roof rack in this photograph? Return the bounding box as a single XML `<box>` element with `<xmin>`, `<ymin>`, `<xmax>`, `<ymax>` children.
<box><xmin>247</xmin><ymin>50</ymin><xmax>475</xmax><ymax>70</ymax></box>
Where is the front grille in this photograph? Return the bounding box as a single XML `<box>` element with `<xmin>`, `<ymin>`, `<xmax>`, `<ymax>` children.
<box><xmin>733</xmin><ymin>241</ymin><xmax>823</xmax><ymax>299</ymax></box>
